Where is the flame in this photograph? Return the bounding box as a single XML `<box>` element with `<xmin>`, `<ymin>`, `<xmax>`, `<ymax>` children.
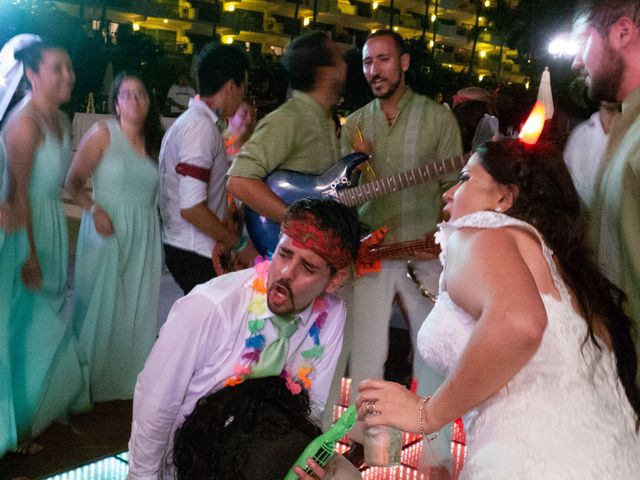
<box><xmin>518</xmin><ymin>101</ymin><xmax>546</xmax><ymax>145</ymax></box>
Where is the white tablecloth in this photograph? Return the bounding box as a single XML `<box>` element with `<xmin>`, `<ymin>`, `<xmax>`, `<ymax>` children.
<box><xmin>71</xmin><ymin>113</ymin><xmax>175</xmax><ymax>149</ymax></box>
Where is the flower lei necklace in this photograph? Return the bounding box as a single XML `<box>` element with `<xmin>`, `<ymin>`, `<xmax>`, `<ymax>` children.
<box><xmin>224</xmin><ymin>258</ymin><xmax>328</xmax><ymax>394</ymax></box>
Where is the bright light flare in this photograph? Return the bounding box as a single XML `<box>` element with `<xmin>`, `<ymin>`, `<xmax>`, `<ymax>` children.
<box><xmin>518</xmin><ymin>101</ymin><xmax>546</xmax><ymax>145</ymax></box>
<box><xmin>548</xmin><ymin>34</ymin><xmax>578</xmax><ymax>56</ymax></box>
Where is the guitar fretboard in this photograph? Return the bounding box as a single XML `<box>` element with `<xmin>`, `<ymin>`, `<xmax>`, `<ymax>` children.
<box><xmin>363</xmin><ymin>237</ymin><xmax>439</xmax><ymax>262</ymax></box>
<box><xmin>336</xmin><ymin>153</ymin><xmax>469</xmax><ymax>207</ymax></box>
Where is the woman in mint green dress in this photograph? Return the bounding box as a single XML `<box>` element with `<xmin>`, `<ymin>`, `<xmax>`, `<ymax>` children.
<box><xmin>1</xmin><ymin>40</ymin><xmax>90</xmax><ymax>452</ymax></box>
<box><xmin>66</xmin><ymin>72</ymin><xmax>163</xmax><ymax>402</ymax></box>
<box><xmin>0</xmin><ymin>127</ymin><xmax>21</xmax><ymax>457</ymax></box>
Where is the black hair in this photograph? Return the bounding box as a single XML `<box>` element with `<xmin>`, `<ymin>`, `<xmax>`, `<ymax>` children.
<box><xmin>576</xmin><ymin>0</ymin><xmax>640</xmax><ymax>36</ymax></box>
<box><xmin>283</xmin><ymin>31</ymin><xmax>336</xmax><ymax>93</ymax></box>
<box><xmin>364</xmin><ymin>29</ymin><xmax>407</xmax><ymax>55</ymax></box>
<box><xmin>14</xmin><ymin>39</ymin><xmax>66</xmax><ymax>90</ymax></box>
<box><xmin>477</xmin><ymin>138</ymin><xmax>640</xmax><ymax>430</ymax></box>
<box><xmin>197</xmin><ymin>43</ymin><xmax>250</xmax><ymax>97</ymax></box>
<box><xmin>170</xmin><ymin>377</ymin><xmax>321</xmax><ymax>480</ymax></box>
<box><xmin>453</xmin><ymin>100</ymin><xmax>489</xmax><ymax>152</ymax></box>
<box><xmin>108</xmin><ymin>71</ymin><xmax>164</xmax><ymax>161</ymax></box>
<box><xmin>284</xmin><ymin>198</ymin><xmax>365</xmax><ymax>271</ymax></box>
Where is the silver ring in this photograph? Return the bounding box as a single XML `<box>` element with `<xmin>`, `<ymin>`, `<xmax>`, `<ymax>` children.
<box><xmin>366</xmin><ymin>401</ymin><xmax>380</xmax><ymax>415</ymax></box>
<box><xmin>365</xmin><ymin>401</ymin><xmax>376</xmax><ymax>415</ymax></box>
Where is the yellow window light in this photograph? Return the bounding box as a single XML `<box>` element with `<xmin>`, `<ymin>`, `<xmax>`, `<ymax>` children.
<box><xmin>393</xmin><ymin>26</ymin><xmax>398</xmax><ymax>32</ymax></box>
<box><xmin>372</xmin><ymin>1</ymin><xmax>379</xmax><ymax>10</ymax></box>
<box><xmin>303</xmin><ymin>17</ymin><xmax>310</xmax><ymax>27</ymax></box>
<box><xmin>479</xmin><ymin>74</ymin><xmax>484</xmax><ymax>81</ymax></box>
<box><xmin>431</xmin><ymin>14</ymin><xmax>436</xmax><ymax>22</ymax></box>
<box><xmin>429</xmin><ymin>40</ymin><xmax>434</xmax><ymax>48</ymax></box>
<box><xmin>132</xmin><ymin>22</ymin><xmax>140</xmax><ymax>31</ymax></box>
<box><xmin>224</xmin><ymin>36</ymin><xmax>234</xmax><ymax>44</ymax></box>
<box><xmin>479</xmin><ymin>50</ymin><xmax>487</xmax><ymax>58</ymax></box>
<box><xmin>484</xmin><ymin>0</ymin><xmax>491</xmax><ymax>7</ymax></box>
<box><xmin>227</xmin><ymin>3</ymin><xmax>235</xmax><ymax>12</ymax></box>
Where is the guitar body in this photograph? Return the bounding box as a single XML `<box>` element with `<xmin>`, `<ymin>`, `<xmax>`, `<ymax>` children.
<box><xmin>245</xmin><ymin>152</ymin><xmax>370</xmax><ymax>256</ymax></box>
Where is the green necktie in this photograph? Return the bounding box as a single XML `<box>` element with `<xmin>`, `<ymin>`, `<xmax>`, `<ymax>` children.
<box><xmin>248</xmin><ymin>315</ymin><xmax>300</xmax><ymax>379</ymax></box>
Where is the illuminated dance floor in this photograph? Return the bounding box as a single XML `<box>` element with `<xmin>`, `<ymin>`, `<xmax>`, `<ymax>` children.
<box><xmin>45</xmin><ymin>379</ymin><xmax>466</xmax><ymax>480</ymax></box>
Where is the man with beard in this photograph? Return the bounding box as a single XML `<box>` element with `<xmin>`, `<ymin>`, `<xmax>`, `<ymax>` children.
<box><xmin>227</xmin><ymin>31</ymin><xmax>348</xmax><ymax>225</ymax></box>
<box><xmin>127</xmin><ymin>199</ymin><xmax>362</xmax><ymax>480</ymax></box>
<box><xmin>338</xmin><ymin>30</ymin><xmax>462</xmax><ymax>471</ymax></box>
<box><xmin>572</xmin><ymin>0</ymin><xmax>640</xmax><ymax>342</ymax></box>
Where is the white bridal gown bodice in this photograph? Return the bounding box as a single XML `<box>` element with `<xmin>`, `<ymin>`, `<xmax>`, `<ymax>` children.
<box><xmin>417</xmin><ymin>211</ymin><xmax>640</xmax><ymax>480</ymax></box>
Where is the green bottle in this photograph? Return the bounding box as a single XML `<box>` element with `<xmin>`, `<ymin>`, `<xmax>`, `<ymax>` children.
<box><xmin>283</xmin><ymin>404</ymin><xmax>357</xmax><ymax>480</ymax></box>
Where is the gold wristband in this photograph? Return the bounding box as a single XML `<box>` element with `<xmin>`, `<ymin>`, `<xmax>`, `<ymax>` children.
<box><xmin>419</xmin><ymin>396</ymin><xmax>438</xmax><ymax>441</ymax></box>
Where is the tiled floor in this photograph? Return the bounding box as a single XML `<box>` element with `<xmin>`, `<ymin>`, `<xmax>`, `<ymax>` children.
<box><xmin>37</xmin><ymin>379</ymin><xmax>467</xmax><ymax>480</ymax></box>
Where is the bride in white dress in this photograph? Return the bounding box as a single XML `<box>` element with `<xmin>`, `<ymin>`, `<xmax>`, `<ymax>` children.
<box><xmin>356</xmin><ymin>138</ymin><xmax>640</xmax><ymax>479</ymax></box>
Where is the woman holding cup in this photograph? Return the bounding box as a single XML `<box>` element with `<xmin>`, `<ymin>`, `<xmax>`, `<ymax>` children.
<box><xmin>357</xmin><ymin>138</ymin><xmax>640</xmax><ymax>478</ymax></box>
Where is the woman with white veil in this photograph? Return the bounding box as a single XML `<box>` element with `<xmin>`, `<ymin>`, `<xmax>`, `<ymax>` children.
<box><xmin>0</xmin><ymin>35</ymin><xmax>89</xmax><ymax>455</ymax></box>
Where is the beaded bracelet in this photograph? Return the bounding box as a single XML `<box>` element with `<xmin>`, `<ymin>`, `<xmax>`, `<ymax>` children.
<box><xmin>419</xmin><ymin>396</ymin><xmax>439</xmax><ymax>441</ymax></box>
<box><xmin>233</xmin><ymin>234</ymin><xmax>249</xmax><ymax>252</ymax></box>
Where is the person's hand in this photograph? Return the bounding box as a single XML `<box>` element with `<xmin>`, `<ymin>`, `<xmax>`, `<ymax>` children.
<box><xmin>92</xmin><ymin>205</ymin><xmax>114</xmax><ymax>236</ymax></box>
<box><xmin>293</xmin><ymin>458</ymin><xmax>327</xmax><ymax>479</ymax></box>
<box><xmin>234</xmin><ymin>242</ymin><xmax>258</xmax><ymax>270</ymax></box>
<box><xmin>413</xmin><ymin>233</ymin><xmax>440</xmax><ymax>261</ymax></box>
<box><xmin>21</xmin><ymin>253</ymin><xmax>42</xmax><ymax>290</ymax></box>
<box><xmin>356</xmin><ymin>379</ymin><xmax>423</xmax><ymax>433</ymax></box>
<box><xmin>353</xmin><ymin>127</ymin><xmax>373</xmax><ymax>156</ymax></box>
<box><xmin>412</xmin><ymin>249</ymin><xmax>438</xmax><ymax>260</ymax></box>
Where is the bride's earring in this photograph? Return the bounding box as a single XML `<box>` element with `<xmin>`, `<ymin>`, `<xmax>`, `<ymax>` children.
<box><xmin>495</xmin><ymin>207</ymin><xmax>502</xmax><ymax>212</ymax></box>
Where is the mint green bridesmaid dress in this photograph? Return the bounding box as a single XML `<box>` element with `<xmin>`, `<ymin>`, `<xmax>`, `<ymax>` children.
<box><xmin>72</xmin><ymin>119</ymin><xmax>161</xmax><ymax>402</ymax></box>
<box><xmin>0</xmin><ymin>136</ymin><xmax>19</xmax><ymax>456</ymax></box>
<box><xmin>9</xmin><ymin>109</ymin><xmax>90</xmax><ymax>442</ymax></box>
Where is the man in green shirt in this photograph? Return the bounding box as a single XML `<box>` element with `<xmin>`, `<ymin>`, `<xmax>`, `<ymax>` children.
<box><xmin>227</xmin><ymin>31</ymin><xmax>347</xmax><ymax>224</ymax></box>
<box><xmin>340</xmin><ymin>30</ymin><xmax>462</xmax><ymax>470</ymax></box>
<box><xmin>572</xmin><ymin>0</ymin><xmax>640</xmax><ymax>351</ymax></box>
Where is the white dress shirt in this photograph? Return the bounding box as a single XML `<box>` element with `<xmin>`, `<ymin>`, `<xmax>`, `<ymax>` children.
<box><xmin>563</xmin><ymin>111</ymin><xmax>608</xmax><ymax>209</ymax></box>
<box><xmin>159</xmin><ymin>98</ymin><xmax>228</xmax><ymax>258</ymax></box>
<box><xmin>127</xmin><ymin>267</ymin><xmax>346</xmax><ymax>479</ymax></box>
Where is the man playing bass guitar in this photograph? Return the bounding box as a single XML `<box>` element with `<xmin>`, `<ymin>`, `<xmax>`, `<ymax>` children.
<box><xmin>339</xmin><ymin>30</ymin><xmax>462</xmax><ymax>474</ymax></box>
<box><xmin>227</xmin><ymin>31</ymin><xmax>348</xmax><ymax>228</ymax></box>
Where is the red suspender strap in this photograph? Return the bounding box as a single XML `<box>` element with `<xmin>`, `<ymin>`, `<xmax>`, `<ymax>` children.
<box><xmin>175</xmin><ymin>163</ymin><xmax>211</xmax><ymax>183</ymax></box>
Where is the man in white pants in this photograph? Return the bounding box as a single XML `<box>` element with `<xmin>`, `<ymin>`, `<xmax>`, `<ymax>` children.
<box><xmin>339</xmin><ymin>30</ymin><xmax>462</xmax><ymax>472</ymax></box>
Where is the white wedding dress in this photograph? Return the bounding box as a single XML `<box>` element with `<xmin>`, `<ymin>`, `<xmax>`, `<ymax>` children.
<box><xmin>417</xmin><ymin>211</ymin><xmax>640</xmax><ymax>480</ymax></box>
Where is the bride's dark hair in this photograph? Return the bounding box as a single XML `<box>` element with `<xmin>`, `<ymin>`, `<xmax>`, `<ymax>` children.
<box><xmin>476</xmin><ymin>138</ymin><xmax>640</xmax><ymax>430</ymax></box>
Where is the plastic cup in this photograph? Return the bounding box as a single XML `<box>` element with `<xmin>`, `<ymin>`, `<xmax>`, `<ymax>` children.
<box><xmin>363</xmin><ymin>425</ymin><xmax>402</xmax><ymax>467</ymax></box>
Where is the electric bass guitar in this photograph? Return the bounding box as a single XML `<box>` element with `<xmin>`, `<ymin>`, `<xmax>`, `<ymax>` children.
<box><xmin>245</xmin><ymin>151</ymin><xmax>469</xmax><ymax>256</ymax></box>
<box><xmin>355</xmin><ymin>227</ymin><xmax>440</xmax><ymax>277</ymax></box>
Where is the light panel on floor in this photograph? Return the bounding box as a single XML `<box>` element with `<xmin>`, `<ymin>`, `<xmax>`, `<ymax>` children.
<box><xmin>44</xmin><ymin>452</ymin><xmax>128</xmax><ymax>480</ymax></box>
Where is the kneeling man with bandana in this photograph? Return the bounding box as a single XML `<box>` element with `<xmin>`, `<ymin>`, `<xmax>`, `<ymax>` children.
<box><xmin>127</xmin><ymin>198</ymin><xmax>362</xmax><ymax>479</ymax></box>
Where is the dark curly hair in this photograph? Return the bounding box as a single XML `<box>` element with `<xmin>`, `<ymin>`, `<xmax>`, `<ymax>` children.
<box><xmin>283</xmin><ymin>31</ymin><xmax>337</xmax><ymax>93</ymax></box>
<box><xmin>476</xmin><ymin>138</ymin><xmax>640</xmax><ymax>430</ymax></box>
<box><xmin>284</xmin><ymin>198</ymin><xmax>366</xmax><ymax>273</ymax></box>
<box><xmin>169</xmin><ymin>377</ymin><xmax>322</xmax><ymax>480</ymax></box>
<box><xmin>108</xmin><ymin>71</ymin><xmax>163</xmax><ymax>161</ymax></box>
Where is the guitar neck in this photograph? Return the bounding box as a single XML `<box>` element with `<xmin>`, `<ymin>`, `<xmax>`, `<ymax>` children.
<box><xmin>363</xmin><ymin>237</ymin><xmax>439</xmax><ymax>262</ymax></box>
<box><xmin>336</xmin><ymin>152</ymin><xmax>469</xmax><ymax>207</ymax></box>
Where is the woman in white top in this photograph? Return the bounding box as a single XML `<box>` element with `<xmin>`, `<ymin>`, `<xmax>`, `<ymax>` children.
<box><xmin>357</xmin><ymin>138</ymin><xmax>640</xmax><ymax>479</ymax></box>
